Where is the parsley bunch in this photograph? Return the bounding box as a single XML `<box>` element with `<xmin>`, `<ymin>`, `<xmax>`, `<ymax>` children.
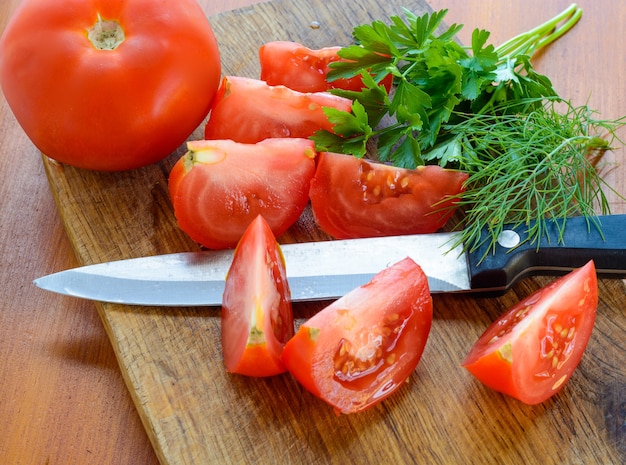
<box><xmin>312</xmin><ymin>5</ymin><xmax>625</xmax><ymax>253</ymax></box>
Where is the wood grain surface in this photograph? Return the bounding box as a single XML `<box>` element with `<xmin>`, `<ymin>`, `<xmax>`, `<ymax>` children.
<box><xmin>1</xmin><ymin>1</ymin><xmax>624</xmax><ymax>464</ymax></box>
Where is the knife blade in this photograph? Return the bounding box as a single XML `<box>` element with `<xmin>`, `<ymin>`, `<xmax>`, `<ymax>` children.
<box><xmin>33</xmin><ymin>215</ymin><xmax>626</xmax><ymax>306</ymax></box>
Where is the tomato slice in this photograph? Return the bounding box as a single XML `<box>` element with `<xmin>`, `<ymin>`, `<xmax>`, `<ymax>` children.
<box><xmin>203</xmin><ymin>76</ymin><xmax>353</xmax><ymax>143</ymax></box>
<box><xmin>462</xmin><ymin>260</ymin><xmax>598</xmax><ymax>404</ymax></box>
<box><xmin>221</xmin><ymin>215</ymin><xmax>294</xmax><ymax>377</ymax></box>
<box><xmin>309</xmin><ymin>151</ymin><xmax>468</xmax><ymax>238</ymax></box>
<box><xmin>168</xmin><ymin>138</ymin><xmax>316</xmax><ymax>249</ymax></box>
<box><xmin>281</xmin><ymin>257</ymin><xmax>432</xmax><ymax>414</ymax></box>
<box><xmin>259</xmin><ymin>41</ymin><xmax>393</xmax><ymax>93</ymax></box>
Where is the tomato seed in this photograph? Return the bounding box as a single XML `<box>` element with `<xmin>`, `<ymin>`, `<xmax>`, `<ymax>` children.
<box><xmin>551</xmin><ymin>374</ymin><xmax>568</xmax><ymax>391</ymax></box>
<box><xmin>342</xmin><ymin>361</ymin><xmax>352</xmax><ymax>374</ymax></box>
<box><xmin>339</xmin><ymin>341</ymin><xmax>348</xmax><ymax>357</ymax></box>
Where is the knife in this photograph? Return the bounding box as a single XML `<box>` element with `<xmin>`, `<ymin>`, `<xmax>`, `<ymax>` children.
<box><xmin>33</xmin><ymin>214</ymin><xmax>626</xmax><ymax>306</ymax></box>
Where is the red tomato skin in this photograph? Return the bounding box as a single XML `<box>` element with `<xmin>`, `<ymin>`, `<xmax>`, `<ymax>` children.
<box><xmin>203</xmin><ymin>76</ymin><xmax>353</xmax><ymax>143</ymax></box>
<box><xmin>309</xmin><ymin>151</ymin><xmax>468</xmax><ymax>239</ymax></box>
<box><xmin>168</xmin><ymin>138</ymin><xmax>317</xmax><ymax>249</ymax></box>
<box><xmin>463</xmin><ymin>261</ymin><xmax>598</xmax><ymax>405</ymax></box>
<box><xmin>259</xmin><ymin>41</ymin><xmax>393</xmax><ymax>93</ymax></box>
<box><xmin>0</xmin><ymin>0</ymin><xmax>221</xmax><ymax>171</ymax></box>
<box><xmin>221</xmin><ymin>215</ymin><xmax>294</xmax><ymax>377</ymax></box>
<box><xmin>278</xmin><ymin>326</ymin><xmax>321</xmax><ymax>397</ymax></box>
<box><xmin>281</xmin><ymin>257</ymin><xmax>433</xmax><ymax>414</ymax></box>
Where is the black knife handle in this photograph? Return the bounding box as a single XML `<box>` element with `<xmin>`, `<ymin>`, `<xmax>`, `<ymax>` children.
<box><xmin>468</xmin><ymin>214</ymin><xmax>626</xmax><ymax>292</ymax></box>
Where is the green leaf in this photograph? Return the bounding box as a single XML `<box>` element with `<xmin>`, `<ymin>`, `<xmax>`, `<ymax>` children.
<box><xmin>311</xmin><ymin>129</ymin><xmax>369</xmax><ymax>158</ymax></box>
<box><xmin>422</xmin><ymin>135</ymin><xmax>463</xmax><ymax>167</ymax></box>
<box><xmin>390</xmin><ymin>80</ymin><xmax>430</xmax><ymax>127</ymax></box>
<box><xmin>330</xmin><ymin>45</ymin><xmax>394</xmax><ymax>81</ymax></box>
<box><xmin>330</xmin><ymin>72</ymin><xmax>391</xmax><ymax>127</ymax></box>
<box><xmin>328</xmin><ymin>102</ymin><xmax>369</xmax><ymax>135</ymax></box>
<box><xmin>391</xmin><ymin>132</ymin><xmax>423</xmax><ymax>168</ymax></box>
<box><xmin>410</xmin><ymin>9</ymin><xmax>449</xmax><ymax>48</ymax></box>
<box><xmin>376</xmin><ymin>125</ymin><xmax>406</xmax><ymax>163</ymax></box>
<box><xmin>310</xmin><ymin>101</ymin><xmax>373</xmax><ymax>157</ymax></box>
<box><xmin>458</xmin><ymin>28</ymin><xmax>498</xmax><ymax>100</ymax></box>
<box><xmin>352</xmin><ymin>22</ymin><xmax>397</xmax><ymax>55</ymax></box>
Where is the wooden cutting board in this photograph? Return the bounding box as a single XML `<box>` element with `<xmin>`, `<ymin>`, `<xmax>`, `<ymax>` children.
<box><xmin>41</xmin><ymin>0</ymin><xmax>625</xmax><ymax>463</ymax></box>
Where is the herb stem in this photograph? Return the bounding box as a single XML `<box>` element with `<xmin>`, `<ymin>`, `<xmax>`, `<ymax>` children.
<box><xmin>496</xmin><ymin>3</ymin><xmax>583</xmax><ymax>59</ymax></box>
<box><xmin>495</xmin><ymin>3</ymin><xmax>582</xmax><ymax>60</ymax></box>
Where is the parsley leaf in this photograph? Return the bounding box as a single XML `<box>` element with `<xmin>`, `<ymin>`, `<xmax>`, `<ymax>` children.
<box><xmin>459</xmin><ymin>28</ymin><xmax>498</xmax><ymax>100</ymax></box>
<box><xmin>313</xmin><ymin>100</ymin><xmax>372</xmax><ymax>158</ymax></box>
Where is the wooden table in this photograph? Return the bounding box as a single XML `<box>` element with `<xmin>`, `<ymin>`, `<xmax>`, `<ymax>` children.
<box><xmin>0</xmin><ymin>1</ymin><xmax>623</xmax><ymax>464</ymax></box>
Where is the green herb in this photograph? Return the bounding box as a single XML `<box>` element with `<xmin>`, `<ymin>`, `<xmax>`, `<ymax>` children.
<box><xmin>446</xmin><ymin>98</ymin><xmax>624</xmax><ymax>257</ymax></box>
<box><xmin>311</xmin><ymin>4</ymin><xmax>625</xmax><ymax>254</ymax></box>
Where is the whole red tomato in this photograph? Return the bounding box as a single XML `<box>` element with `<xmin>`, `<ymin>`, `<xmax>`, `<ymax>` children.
<box><xmin>0</xmin><ymin>0</ymin><xmax>221</xmax><ymax>171</ymax></box>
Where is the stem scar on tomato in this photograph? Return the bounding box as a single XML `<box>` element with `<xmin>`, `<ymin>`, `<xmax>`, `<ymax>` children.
<box><xmin>87</xmin><ymin>14</ymin><xmax>125</xmax><ymax>51</ymax></box>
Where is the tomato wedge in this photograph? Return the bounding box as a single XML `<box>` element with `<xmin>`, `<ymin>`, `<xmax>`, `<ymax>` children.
<box><xmin>168</xmin><ymin>138</ymin><xmax>316</xmax><ymax>249</ymax></box>
<box><xmin>309</xmin><ymin>151</ymin><xmax>468</xmax><ymax>239</ymax></box>
<box><xmin>462</xmin><ymin>260</ymin><xmax>598</xmax><ymax>405</ymax></box>
<box><xmin>203</xmin><ymin>76</ymin><xmax>353</xmax><ymax>143</ymax></box>
<box><xmin>281</xmin><ymin>257</ymin><xmax>432</xmax><ymax>414</ymax></box>
<box><xmin>221</xmin><ymin>215</ymin><xmax>294</xmax><ymax>377</ymax></box>
<box><xmin>259</xmin><ymin>41</ymin><xmax>393</xmax><ymax>93</ymax></box>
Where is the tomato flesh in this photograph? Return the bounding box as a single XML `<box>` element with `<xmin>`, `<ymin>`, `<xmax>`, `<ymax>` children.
<box><xmin>221</xmin><ymin>215</ymin><xmax>294</xmax><ymax>377</ymax></box>
<box><xmin>168</xmin><ymin>138</ymin><xmax>316</xmax><ymax>249</ymax></box>
<box><xmin>0</xmin><ymin>0</ymin><xmax>221</xmax><ymax>170</ymax></box>
<box><xmin>259</xmin><ymin>41</ymin><xmax>393</xmax><ymax>93</ymax></box>
<box><xmin>309</xmin><ymin>151</ymin><xmax>468</xmax><ymax>238</ymax></box>
<box><xmin>462</xmin><ymin>260</ymin><xmax>598</xmax><ymax>404</ymax></box>
<box><xmin>204</xmin><ymin>76</ymin><xmax>353</xmax><ymax>143</ymax></box>
<box><xmin>282</xmin><ymin>257</ymin><xmax>432</xmax><ymax>414</ymax></box>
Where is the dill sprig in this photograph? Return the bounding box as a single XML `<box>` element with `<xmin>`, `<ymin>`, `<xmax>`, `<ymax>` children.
<box><xmin>443</xmin><ymin>98</ymin><xmax>625</xmax><ymax>255</ymax></box>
